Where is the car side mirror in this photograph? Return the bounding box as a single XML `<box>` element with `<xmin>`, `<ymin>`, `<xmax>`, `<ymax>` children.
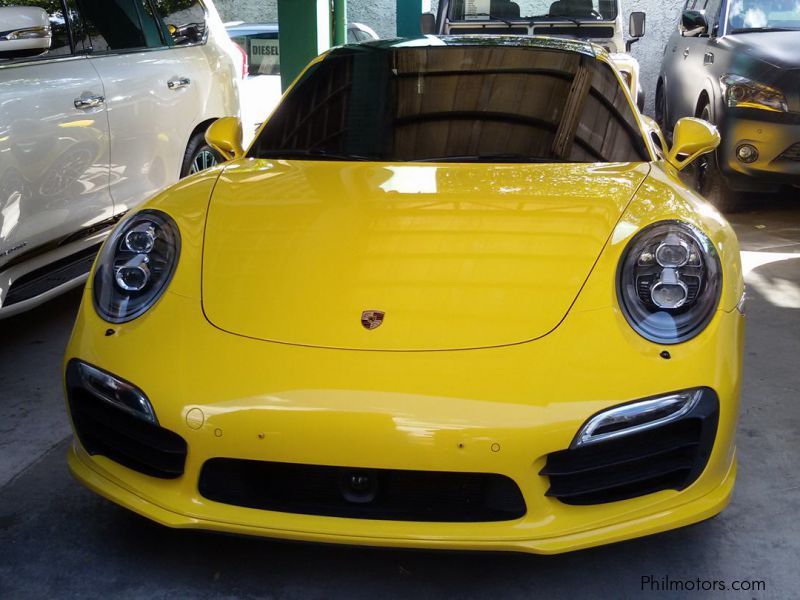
<box><xmin>630</xmin><ymin>12</ymin><xmax>646</xmax><ymax>38</ymax></box>
<box><xmin>206</xmin><ymin>117</ymin><xmax>245</xmax><ymax>162</ymax></box>
<box><xmin>680</xmin><ymin>10</ymin><xmax>709</xmax><ymax>37</ymax></box>
<box><xmin>0</xmin><ymin>7</ymin><xmax>51</xmax><ymax>59</ymax></box>
<box><xmin>667</xmin><ymin>117</ymin><xmax>720</xmax><ymax>171</ymax></box>
<box><xmin>626</xmin><ymin>12</ymin><xmax>646</xmax><ymax>51</ymax></box>
<box><xmin>420</xmin><ymin>12</ymin><xmax>436</xmax><ymax>35</ymax></box>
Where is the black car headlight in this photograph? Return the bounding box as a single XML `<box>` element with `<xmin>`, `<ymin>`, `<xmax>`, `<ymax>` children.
<box><xmin>617</xmin><ymin>221</ymin><xmax>721</xmax><ymax>344</ymax></box>
<box><xmin>93</xmin><ymin>210</ymin><xmax>180</xmax><ymax>323</ymax></box>
<box><xmin>720</xmin><ymin>74</ymin><xmax>788</xmax><ymax>113</ymax></box>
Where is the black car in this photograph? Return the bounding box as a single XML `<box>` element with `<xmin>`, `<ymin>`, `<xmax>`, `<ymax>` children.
<box><xmin>656</xmin><ymin>0</ymin><xmax>800</xmax><ymax>210</ymax></box>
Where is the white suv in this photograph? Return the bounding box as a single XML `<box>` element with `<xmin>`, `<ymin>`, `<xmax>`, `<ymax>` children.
<box><xmin>0</xmin><ymin>0</ymin><xmax>240</xmax><ymax>318</ymax></box>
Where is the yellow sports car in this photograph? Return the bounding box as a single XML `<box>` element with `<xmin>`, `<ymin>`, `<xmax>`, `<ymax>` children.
<box><xmin>64</xmin><ymin>36</ymin><xmax>745</xmax><ymax>554</ymax></box>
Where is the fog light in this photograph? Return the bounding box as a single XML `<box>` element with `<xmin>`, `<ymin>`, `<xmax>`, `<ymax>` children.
<box><xmin>736</xmin><ymin>144</ymin><xmax>758</xmax><ymax>163</ymax></box>
<box><xmin>573</xmin><ymin>389</ymin><xmax>703</xmax><ymax>447</ymax></box>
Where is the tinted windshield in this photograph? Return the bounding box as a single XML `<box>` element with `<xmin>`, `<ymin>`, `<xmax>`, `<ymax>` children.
<box><xmin>449</xmin><ymin>0</ymin><xmax>618</xmax><ymax>21</ymax></box>
<box><xmin>250</xmin><ymin>44</ymin><xmax>648</xmax><ymax>164</ymax></box>
<box><xmin>727</xmin><ymin>0</ymin><xmax>800</xmax><ymax>31</ymax></box>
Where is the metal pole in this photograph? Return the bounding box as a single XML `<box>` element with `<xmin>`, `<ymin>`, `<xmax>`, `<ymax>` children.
<box><xmin>333</xmin><ymin>0</ymin><xmax>347</xmax><ymax>45</ymax></box>
<box><xmin>396</xmin><ymin>0</ymin><xmax>423</xmax><ymax>37</ymax></box>
<box><xmin>277</xmin><ymin>0</ymin><xmax>332</xmax><ymax>91</ymax></box>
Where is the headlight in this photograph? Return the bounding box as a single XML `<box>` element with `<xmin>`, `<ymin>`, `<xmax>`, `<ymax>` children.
<box><xmin>720</xmin><ymin>74</ymin><xmax>788</xmax><ymax>112</ymax></box>
<box><xmin>93</xmin><ymin>210</ymin><xmax>180</xmax><ymax>323</ymax></box>
<box><xmin>617</xmin><ymin>221</ymin><xmax>721</xmax><ymax>344</ymax></box>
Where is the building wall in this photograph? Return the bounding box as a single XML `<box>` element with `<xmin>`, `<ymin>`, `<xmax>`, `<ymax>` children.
<box><xmin>214</xmin><ymin>0</ymin><xmax>681</xmax><ymax>116</ymax></box>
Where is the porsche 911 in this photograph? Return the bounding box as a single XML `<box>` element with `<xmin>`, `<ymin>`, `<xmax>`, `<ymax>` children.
<box><xmin>64</xmin><ymin>36</ymin><xmax>744</xmax><ymax>554</ymax></box>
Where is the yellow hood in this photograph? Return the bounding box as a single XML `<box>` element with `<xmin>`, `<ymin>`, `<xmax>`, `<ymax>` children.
<box><xmin>202</xmin><ymin>160</ymin><xmax>649</xmax><ymax>350</ymax></box>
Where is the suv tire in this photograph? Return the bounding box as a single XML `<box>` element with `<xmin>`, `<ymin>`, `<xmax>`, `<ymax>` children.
<box><xmin>181</xmin><ymin>128</ymin><xmax>224</xmax><ymax>178</ymax></box>
<box><xmin>693</xmin><ymin>104</ymin><xmax>748</xmax><ymax>213</ymax></box>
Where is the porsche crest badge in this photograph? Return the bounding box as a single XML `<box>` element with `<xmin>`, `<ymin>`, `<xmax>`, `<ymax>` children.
<box><xmin>361</xmin><ymin>310</ymin><xmax>385</xmax><ymax>330</ymax></box>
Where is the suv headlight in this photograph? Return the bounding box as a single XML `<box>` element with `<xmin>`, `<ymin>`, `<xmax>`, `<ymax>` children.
<box><xmin>93</xmin><ymin>210</ymin><xmax>180</xmax><ymax>323</ymax></box>
<box><xmin>617</xmin><ymin>221</ymin><xmax>721</xmax><ymax>344</ymax></box>
<box><xmin>720</xmin><ymin>74</ymin><xmax>788</xmax><ymax>112</ymax></box>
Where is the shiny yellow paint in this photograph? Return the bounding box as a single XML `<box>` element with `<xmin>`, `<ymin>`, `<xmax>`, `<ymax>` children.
<box><xmin>667</xmin><ymin>117</ymin><xmax>721</xmax><ymax>171</ymax></box>
<box><xmin>203</xmin><ymin>162</ymin><xmax>650</xmax><ymax>350</ymax></box>
<box><xmin>205</xmin><ymin>116</ymin><xmax>244</xmax><ymax>161</ymax></box>
<box><xmin>64</xmin><ymin>46</ymin><xmax>744</xmax><ymax>555</ymax></box>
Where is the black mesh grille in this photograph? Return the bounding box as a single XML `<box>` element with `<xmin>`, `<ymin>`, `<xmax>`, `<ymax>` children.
<box><xmin>66</xmin><ymin>367</ymin><xmax>187</xmax><ymax>479</ymax></box>
<box><xmin>199</xmin><ymin>459</ymin><xmax>526</xmax><ymax>522</ymax></box>
<box><xmin>541</xmin><ymin>389</ymin><xmax>719</xmax><ymax>505</ymax></box>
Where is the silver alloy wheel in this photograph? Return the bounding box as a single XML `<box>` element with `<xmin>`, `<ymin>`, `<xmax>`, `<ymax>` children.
<box><xmin>189</xmin><ymin>149</ymin><xmax>218</xmax><ymax>174</ymax></box>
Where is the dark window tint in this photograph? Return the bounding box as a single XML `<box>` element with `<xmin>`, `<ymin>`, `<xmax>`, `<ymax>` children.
<box><xmin>76</xmin><ymin>0</ymin><xmax>162</xmax><ymax>52</ymax></box>
<box><xmin>0</xmin><ymin>0</ymin><xmax>72</xmax><ymax>61</ymax></box>
<box><xmin>250</xmin><ymin>45</ymin><xmax>649</xmax><ymax>163</ymax></box>
<box><xmin>151</xmin><ymin>0</ymin><xmax>206</xmax><ymax>46</ymax></box>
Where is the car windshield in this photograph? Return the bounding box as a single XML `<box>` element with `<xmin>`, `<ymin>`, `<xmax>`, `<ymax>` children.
<box><xmin>249</xmin><ymin>44</ymin><xmax>648</xmax><ymax>164</ymax></box>
<box><xmin>727</xmin><ymin>0</ymin><xmax>800</xmax><ymax>31</ymax></box>
<box><xmin>448</xmin><ymin>0</ymin><xmax>618</xmax><ymax>22</ymax></box>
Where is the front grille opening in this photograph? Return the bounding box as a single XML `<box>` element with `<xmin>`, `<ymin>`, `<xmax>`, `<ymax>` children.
<box><xmin>3</xmin><ymin>243</ymin><xmax>101</xmax><ymax>307</ymax></box>
<box><xmin>541</xmin><ymin>389</ymin><xmax>719</xmax><ymax>505</ymax></box>
<box><xmin>67</xmin><ymin>387</ymin><xmax>187</xmax><ymax>479</ymax></box>
<box><xmin>199</xmin><ymin>459</ymin><xmax>527</xmax><ymax>522</ymax></box>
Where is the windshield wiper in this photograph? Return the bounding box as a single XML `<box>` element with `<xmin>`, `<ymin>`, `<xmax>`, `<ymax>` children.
<box><xmin>730</xmin><ymin>26</ymin><xmax>797</xmax><ymax>33</ymax></box>
<box><xmin>411</xmin><ymin>153</ymin><xmax>569</xmax><ymax>163</ymax></box>
<box><xmin>255</xmin><ymin>149</ymin><xmax>373</xmax><ymax>161</ymax></box>
<box><xmin>528</xmin><ymin>13</ymin><xmax>582</xmax><ymax>26</ymax></box>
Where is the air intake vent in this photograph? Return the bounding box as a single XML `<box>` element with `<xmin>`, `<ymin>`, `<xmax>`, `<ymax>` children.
<box><xmin>541</xmin><ymin>388</ymin><xmax>718</xmax><ymax>505</ymax></box>
<box><xmin>778</xmin><ymin>143</ymin><xmax>800</xmax><ymax>162</ymax></box>
<box><xmin>66</xmin><ymin>365</ymin><xmax>187</xmax><ymax>479</ymax></box>
<box><xmin>199</xmin><ymin>459</ymin><xmax>526</xmax><ymax>522</ymax></box>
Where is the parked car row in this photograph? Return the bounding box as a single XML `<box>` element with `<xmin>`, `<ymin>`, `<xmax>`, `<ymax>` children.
<box><xmin>1</xmin><ymin>0</ymin><xmax>797</xmax><ymax>321</ymax></box>
<box><xmin>429</xmin><ymin>0</ymin><xmax>799</xmax><ymax>210</ymax></box>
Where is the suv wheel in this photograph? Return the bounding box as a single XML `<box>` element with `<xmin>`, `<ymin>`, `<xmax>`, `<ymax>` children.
<box><xmin>693</xmin><ymin>104</ymin><xmax>748</xmax><ymax>213</ymax></box>
<box><xmin>655</xmin><ymin>84</ymin><xmax>666</xmax><ymax>130</ymax></box>
<box><xmin>181</xmin><ymin>128</ymin><xmax>224</xmax><ymax>177</ymax></box>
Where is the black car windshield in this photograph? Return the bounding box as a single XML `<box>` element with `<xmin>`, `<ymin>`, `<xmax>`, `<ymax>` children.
<box><xmin>727</xmin><ymin>0</ymin><xmax>800</xmax><ymax>31</ymax></box>
<box><xmin>448</xmin><ymin>0</ymin><xmax>618</xmax><ymax>22</ymax></box>
<box><xmin>249</xmin><ymin>44</ymin><xmax>648</xmax><ymax>163</ymax></box>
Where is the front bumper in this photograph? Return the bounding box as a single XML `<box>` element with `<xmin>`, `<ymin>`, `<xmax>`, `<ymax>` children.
<box><xmin>64</xmin><ymin>285</ymin><xmax>744</xmax><ymax>554</ymax></box>
<box><xmin>69</xmin><ymin>442</ymin><xmax>735</xmax><ymax>554</ymax></box>
<box><xmin>719</xmin><ymin>108</ymin><xmax>800</xmax><ymax>188</ymax></box>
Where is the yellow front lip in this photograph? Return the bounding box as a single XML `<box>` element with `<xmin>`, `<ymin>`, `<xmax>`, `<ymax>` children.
<box><xmin>68</xmin><ymin>442</ymin><xmax>736</xmax><ymax>554</ymax></box>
